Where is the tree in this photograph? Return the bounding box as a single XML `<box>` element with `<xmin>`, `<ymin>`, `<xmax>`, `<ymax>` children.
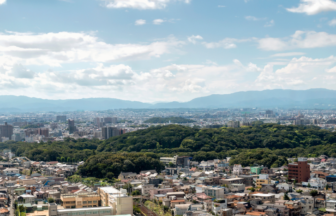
<box><xmin>284</xmin><ymin>193</ymin><xmax>290</xmax><ymax>200</ymax></box>
<box><xmin>48</xmin><ymin>198</ymin><xmax>55</xmax><ymax>203</ymax></box>
<box><xmin>310</xmin><ymin>190</ymin><xmax>318</xmax><ymax>197</ymax></box>
<box><xmin>308</xmin><ymin>183</ymin><xmax>311</xmax><ymax>188</ymax></box>
<box><xmin>131</xmin><ymin>190</ymin><xmax>141</xmax><ymax>196</ymax></box>
<box><xmin>326</xmin><ymin>185</ymin><xmax>329</xmax><ymax>190</ymax></box>
<box><xmin>296</xmin><ymin>189</ymin><xmax>303</xmax><ymax>194</ymax></box>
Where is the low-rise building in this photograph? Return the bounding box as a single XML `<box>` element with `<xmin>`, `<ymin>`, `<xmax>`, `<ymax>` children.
<box><xmin>61</xmin><ymin>192</ymin><xmax>100</xmax><ymax>209</ymax></box>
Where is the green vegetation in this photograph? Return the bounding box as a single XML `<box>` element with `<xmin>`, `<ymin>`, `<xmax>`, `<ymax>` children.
<box><xmin>1</xmin><ymin>124</ymin><xmax>336</xmax><ymax>179</ymax></box>
<box><xmin>144</xmin><ymin>201</ymin><xmax>172</xmax><ymax>216</ymax></box>
<box><xmin>145</xmin><ymin>117</ymin><xmax>195</xmax><ymax>124</ymax></box>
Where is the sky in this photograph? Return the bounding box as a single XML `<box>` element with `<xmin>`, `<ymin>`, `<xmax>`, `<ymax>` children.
<box><xmin>1</xmin><ymin>0</ymin><xmax>336</xmax><ymax>102</ymax></box>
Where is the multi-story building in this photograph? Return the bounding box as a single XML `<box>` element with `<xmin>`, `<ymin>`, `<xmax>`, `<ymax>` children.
<box><xmin>97</xmin><ymin>187</ymin><xmax>133</xmax><ymax>215</ymax></box>
<box><xmin>57</xmin><ymin>207</ymin><xmax>113</xmax><ymax>216</ymax></box>
<box><xmin>204</xmin><ymin>187</ymin><xmax>225</xmax><ymax>199</ymax></box>
<box><xmin>160</xmin><ymin>155</ymin><xmax>190</xmax><ymax>167</ymax></box>
<box><xmin>37</xmin><ymin>128</ymin><xmax>49</xmax><ymax>137</ymax></box>
<box><xmin>232</xmin><ymin>164</ymin><xmax>242</xmax><ymax>175</ymax></box>
<box><xmin>68</xmin><ymin>119</ymin><xmax>76</xmax><ymax>134</ymax></box>
<box><xmin>56</xmin><ymin>116</ymin><xmax>67</xmax><ymax>122</ymax></box>
<box><xmin>212</xmin><ymin>199</ymin><xmax>227</xmax><ymax>215</ymax></box>
<box><xmin>227</xmin><ymin>121</ymin><xmax>240</xmax><ymax>128</ymax></box>
<box><xmin>288</xmin><ymin>157</ymin><xmax>310</xmax><ymax>183</ymax></box>
<box><xmin>60</xmin><ymin>192</ymin><xmax>100</xmax><ymax>209</ymax></box>
<box><xmin>101</xmin><ymin>127</ymin><xmax>119</xmax><ymax>139</ymax></box>
<box><xmin>0</xmin><ymin>122</ymin><xmax>13</xmax><ymax>140</ymax></box>
<box><xmin>256</xmin><ymin>174</ymin><xmax>271</xmax><ymax>188</ymax></box>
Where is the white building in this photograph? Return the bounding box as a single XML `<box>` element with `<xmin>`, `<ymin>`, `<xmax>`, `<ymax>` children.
<box><xmin>302</xmin><ymin>177</ymin><xmax>327</xmax><ymax>190</ymax></box>
<box><xmin>57</xmin><ymin>207</ymin><xmax>113</xmax><ymax>216</ymax></box>
<box><xmin>3</xmin><ymin>168</ymin><xmax>19</xmax><ymax>175</ymax></box>
<box><xmin>204</xmin><ymin>187</ymin><xmax>225</xmax><ymax>199</ymax></box>
<box><xmin>212</xmin><ymin>199</ymin><xmax>227</xmax><ymax>215</ymax></box>
<box><xmin>232</xmin><ymin>164</ymin><xmax>242</xmax><ymax>175</ymax></box>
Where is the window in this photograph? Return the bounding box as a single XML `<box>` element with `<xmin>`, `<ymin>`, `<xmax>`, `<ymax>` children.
<box><xmin>93</xmin><ymin>201</ymin><xmax>97</xmax><ymax>203</ymax></box>
<box><xmin>83</xmin><ymin>201</ymin><xmax>87</xmax><ymax>204</ymax></box>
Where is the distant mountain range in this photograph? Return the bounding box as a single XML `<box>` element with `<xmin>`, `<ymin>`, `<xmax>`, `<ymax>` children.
<box><xmin>0</xmin><ymin>89</ymin><xmax>335</xmax><ymax>112</ymax></box>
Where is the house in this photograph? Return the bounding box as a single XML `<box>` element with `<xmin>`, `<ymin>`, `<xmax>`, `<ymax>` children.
<box><xmin>212</xmin><ymin>199</ymin><xmax>227</xmax><ymax>215</ymax></box>
<box><xmin>174</xmin><ymin>204</ymin><xmax>190</xmax><ymax>216</ymax></box>
<box><xmin>250</xmin><ymin>194</ymin><xmax>275</xmax><ymax>203</ymax></box>
<box><xmin>118</xmin><ymin>172</ymin><xmax>137</xmax><ymax>180</ymax></box>
<box><xmin>3</xmin><ymin>168</ymin><xmax>19</xmax><ymax>175</ymax></box>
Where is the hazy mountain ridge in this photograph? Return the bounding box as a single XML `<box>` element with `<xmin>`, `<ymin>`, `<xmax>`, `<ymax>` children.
<box><xmin>0</xmin><ymin>89</ymin><xmax>335</xmax><ymax>112</ymax></box>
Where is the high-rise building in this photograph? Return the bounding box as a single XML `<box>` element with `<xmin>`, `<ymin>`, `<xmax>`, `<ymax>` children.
<box><xmin>37</xmin><ymin>128</ymin><xmax>49</xmax><ymax>137</ymax></box>
<box><xmin>93</xmin><ymin>117</ymin><xmax>101</xmax><ymax>127</ymax></box>
<box><xmin>103</xmin><ymin>117</ymin><xmax>117</xmax><ymax>124</ymax></box>
<box><xmin>288</xmin><ymin>157</ymin><xmax>310</xmax><ymax>183</ymax></box>
<box><xmin>0</xmin><ymin>122</ymin><xmax>13</xmax><ymax>140</ymax></box>
<box><xmin>68</xmin><ymin>119</ymin><xmax>76</xmax><ymax>134</ymax></box>
<box><xmin>101</xmin><ymin>127</ymin><xmax>120</xmax><ymax>139</ymax></box>
<box><xmin>265</xmin><ymin>110</ymin><xmax>275</xmax><ymax>118</ymax></box>
<box><xmin>56</xmin><ymin>115</ymin><xmax>67</xmax><ymax>122</ymax></box>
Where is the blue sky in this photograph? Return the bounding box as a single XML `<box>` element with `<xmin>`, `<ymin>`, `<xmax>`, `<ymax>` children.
<box><xmin>1</xmin><ymin>0</ymin><xmax>336</xmax><ymax>102</ymax></box>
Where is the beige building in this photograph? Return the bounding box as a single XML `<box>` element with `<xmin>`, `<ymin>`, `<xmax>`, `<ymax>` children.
<box><xmin>256</xmin><ymin>179</ymin><xmax>271</xmax><ymax>188</ymax></box>
<box><xmin>97</xmin><ymin>187</ymin><xmax>133</xmax><ymax>215</ymax></box>
<box><xmin>250</xmin><ymin>194</ymin><xmax>275</xmax><ymax>203</ymax></box>
<box><xmin>57</xmin><ymin>206</ymin><xmax>113</xmax><ymax>216</ymax></box>
<box><xmin>60</xmin><ymin>192</ymin><xmax>100</xmax><ymax>209</ymax></box>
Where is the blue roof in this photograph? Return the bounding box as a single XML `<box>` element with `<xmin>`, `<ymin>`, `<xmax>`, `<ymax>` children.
<box><xmin>327</xmin><ymin>175</ymin><xmax>336</xmax><ymax>177</ymax></box>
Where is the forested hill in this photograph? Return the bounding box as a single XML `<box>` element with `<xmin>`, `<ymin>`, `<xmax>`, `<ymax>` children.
<box><xmin>144</xmin><ymin>117</ymin><xmax>195</xmax><ymax>124</ymax></box>
<box><xmin>1</xmin><ymin>124</ymin><xmax>336</xmax><ymax>178</ymax></box>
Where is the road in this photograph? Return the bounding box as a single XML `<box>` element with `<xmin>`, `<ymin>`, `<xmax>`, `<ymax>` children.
<box><xmin>9</xmin><ymin>194</ymin><xmax>14</xmax><ymax>216</ymax></box>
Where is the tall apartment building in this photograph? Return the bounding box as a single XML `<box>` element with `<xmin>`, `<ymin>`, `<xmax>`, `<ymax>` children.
<box><xmin>68</xmin><ymin>119</ymin><xmax>76</xmax><ymax>134</ymax></box>
<box><xmin>97</xmin><ymin>187</ymin><xmax>133</xmax><ymax>215</ymax></box>
<box><xmin>60</xmin><ymin>192</ymin><xmax>100</xmax><ymax>209</ymax></box>
<box><xmin>288</xmin><ymin>157</ymin><xmax>310</xmax><ymax>183</ymax></box>
<box><xmin>0</xmin><ymin>122</ymin><xmax>13</xmax><ymax>140</ymax></box>
<box><xmin>103</xmin><ymin>117</ymin><xmax>117</xmax><ymax>124</ymax></box>
<box><xmin>37</xmin><ymin>128</ymin><xmax>49</xmax><ymax>137</ymax></box>
<box><xmin>56</xmin><ymin>116</ymin><xmax>67</xmax><ymax>122</ymax></box>
<box><xmin>93</xmin><ymin>118</ymin><xmax>101</xmax><ymax>127</ymax></box>
<box><xmin>101</xmin><ymin>127</ymin><xmax>119</xmax><ymax>139</ymax></box>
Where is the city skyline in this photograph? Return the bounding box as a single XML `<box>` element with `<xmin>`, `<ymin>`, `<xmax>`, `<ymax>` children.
<box><xmin>1</xmin><ymin>0</ymin><xmax>336</xmax><ymax>102</ymax></box>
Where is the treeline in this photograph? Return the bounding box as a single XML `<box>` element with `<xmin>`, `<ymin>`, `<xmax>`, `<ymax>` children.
<box><xmin>1</xmin><ymin>124</ymin><xmax>336</xmax><ymax>178</ymax></box>
<box><xmin>77</xmin><ymin>152</ymin><xmax>164</xmax><ymax>179</ymax></box>
<box><xmin>144</xmin><ymin>117</ymin><xmax>195</xmax><ymax>124</ymax></box>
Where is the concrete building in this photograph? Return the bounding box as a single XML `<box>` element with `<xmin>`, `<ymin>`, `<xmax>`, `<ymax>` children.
<box><xmin>57</xmin><ymin>207</ymin><xmax>113</xmax><ymax>216</ymax></box>
<box><xmin>37</xmin><ymin>128</ymin><xmax>49</xmax><ymax>137</ymax></box>
<box><xmin>0</xmin><ymin>123</ymin><xmax>13</xmax><ymax>140</ymax></box>
<box><xmin>250</xmin><ymin>194</ymin><xmax>275</xmax><ymax>203</ymax></box>
<box><xmin>102</xmin><ymin>127</ymin><xmax>119</xmax><ymax>139</ymax></box>
<box><xmin>227</xmin><ymin>121</ymin><xmax>240</xmax><ymax>128</ymax></box>
<box><xmin>256</xmin><ymin>174</ymin><xmax>271</xmax><ymax>188</ymax></box>
<box><xmin>97</xmin><ymin>187</ymin><xmax>133</xmax><ymax>215</ymax></box>
<box><xmin>232</xmin><ymin>165</ymin><xmax>243</xmax><ymax>175</ymax></box>
<box><xmin>204</xmin><ymin>187</ymin><xmax>225</xmax><ymax>199</ymax></box>
<box><xmin>56</xmin><ymin>116</ymin><xmax>67</xmax><ymax>122</ymax></box>
<box><xmin>61</xmin><ymin>192</ymin><xmax>100</xmax><ymax>209</ymax></box>
<box><xmin>68</xmin><ymin>119</ymin><xmax>76</xmax><ymax>134</ymax></box>
<box><xmin>160</xmin><ymin>155</ymin><xmax>190</xmax><ymax>167</ymax></box>
<box><xmin>212</xmin><ymin>199</ymin><xmax>227</xmax><ymax>215</ymax></box>
<box><xmin>3</xmin><ymin>168</ymin><xmax>19</xmax><ymax>175</ymax></box>
<box><xmin>288</xmin><ymin>157</ymin><xmax>310</xmax><ymax>183</ymax></box>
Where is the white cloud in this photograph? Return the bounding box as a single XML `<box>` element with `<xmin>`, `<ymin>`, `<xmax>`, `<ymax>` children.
<box><xmin>0</xmin><ymin>0</ymin><xmax>5</xmax><ymax>5</ymax></box>
<box><xmin>264</xmin><ymin>20</ymin><xmax>274</xmax><ymax>27</ymax></box>
<box><xmin>259</xmin><ymin>30</ymin><xmax>336</xmax><ymax>51</ymax></box>
<box><xmin>287</xmin><ymin>0</ymin><xmax>336</xmax><ymax>15</ymax></box>
<box><xmin>271</xmin><ymin>52</ymin><xmax>306</xmax><ymax>57</ymax></box>
<box><xmin>203</xmin><ymin>38</ymin><xmax>252</xmax><ymax>49</ymax></box>
<box><xmin>329</xmin><ymin>19</ymin><xmax>336</xmax><ymax>26</ymax></box>
<box><xmin>153</xmin><ymin>19</ymin><xmax>164</xmax><ymax>25</ymax></box>
<box><xmin>326</xmin><ymin>66</ymin><xmax>336</xmax><ymax>73</ymax></box>
<box><xmin>102</xmin><ymin>0</ymin><xmax>190</xmax><ymax>10</ymax></box>
<box><xmin>255</xmin><ymin>56</ymin><xmax>336</xmax><ymax>89</ymax></box>
<box><xmin>218</xmin><ymin>5</ymin><xmax>225</xmax><ymax>8</ymax></box>
<box><xmin>245</xmin><ymin>16</ymin><xmax>266</xmax><ymax>21</ymax></box>
<box><xmin>0</xmin><ymin>31</ymin><xmax>183</xmax><ymax>67</ymax></box>
<box><xmin>135</xmin><ymin>19</ymin><xmax>146</xmax><ymax>25</ymax></box>
<box><xmin>187</xmin><ymin>35</ymin><xmax>203</xmax><ymax>44</ymax></box>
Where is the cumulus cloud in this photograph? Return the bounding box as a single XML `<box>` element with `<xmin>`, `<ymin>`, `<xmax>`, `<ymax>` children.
<box><xmin>187</xmin><ymin>35</ymin><xmax>203</xmax><ymax>44</ymax></box>
<box><xmin>0</xmin><ymin>0</ymin><xmax>5</xmax><ymax>5</ymax></box>
<box><xmin>258</xmin><ymin>30</ymin><xmax>336</xmax><ymax>51</ymax></box>
<box><xmin>203</xmin><ymin>38</ymin><xmax>252</xmax><ymax>49</ymax></box>
<box><xmin>271</xmin><ymin>52</ymin><xmax>306</xmax><ymax>57</ymax></box>
<box><xmin>102</xmin><ymin>0</ymin><xmax>190</xmax><ymax>10</ymax></box>
<box><xmin>329</xmin><ymin>19</ymin><xmax>336</xmax><ymax>26</ymax></box>
<box><xmin>153</xmin><ymin>19</ymin><xmax>164</xmax><ymax>25</ymax></box>
<box><xmin>0</xmin><ymin>31</ymin><xmax>183</xmax><ymax>67</ymax></box>
<box><xmin>287</xmin><ymin>0</ymin><xmax>336</xmax><ymax>15</ymax></box>
<box><xmin>135</xmin><ymin>19</ymin><xmax>146</xmax><ymax>25</ymax></box>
